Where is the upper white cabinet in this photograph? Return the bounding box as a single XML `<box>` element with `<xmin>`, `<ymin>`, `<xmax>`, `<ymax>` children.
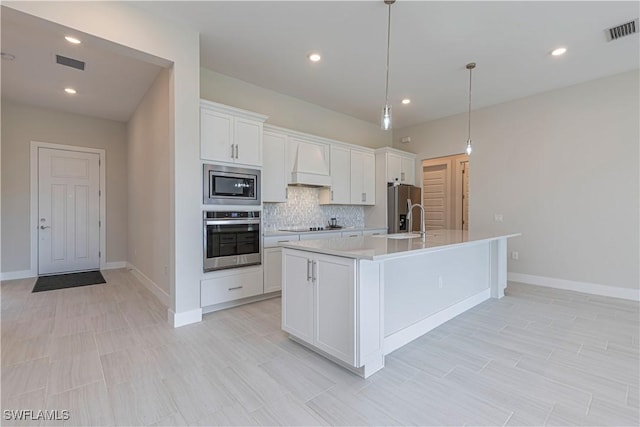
<box><xmin>262</xmin><ymin>130</ymin><xmax>288</xmax><ymax>202</ymax></box>
<box><xmin>377</xmin><ymin>147</ymin><xmax>417</xmax><ymax>185</ymax></box>
<box><xmin>319</xmin><ymin>145</ymin><xmax>351</xmax><ymax>204</ymax></box>
<box><xmin>350</xmin><ymin>150</ymin><xmax>375</xmax><ymax>205</ymax></box>
<box><xmin>200</xmin><ymin>100</ymin><xmax>268</xmax><ymax>167</ymax></box>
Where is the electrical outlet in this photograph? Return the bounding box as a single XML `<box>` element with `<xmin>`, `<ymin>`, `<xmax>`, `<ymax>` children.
<box><xmin>511</xmin><ymin>251</ymin><xmax>519</xmax><ymax>260</ymax></box>
<box><xmin>494</xmin><ymin>214</ymin><xmax>504</xmax><ymax>222</ymax></box>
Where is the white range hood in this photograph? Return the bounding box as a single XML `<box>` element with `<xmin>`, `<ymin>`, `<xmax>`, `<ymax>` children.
<box><xmin>290</xmin><ymin>140</ymin><xmax>331</xmax><ymax>187</ymax></box>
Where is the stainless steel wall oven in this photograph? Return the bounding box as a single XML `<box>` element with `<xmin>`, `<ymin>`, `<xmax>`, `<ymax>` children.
<box><xmin>203</xmin><ymin>211</ymin><xmax>261</xmax><ymax>271</ymax></box>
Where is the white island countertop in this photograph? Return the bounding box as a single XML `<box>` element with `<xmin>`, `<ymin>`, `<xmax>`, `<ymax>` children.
<box><xmin>280</xmin><ymin>229</ymin><xmax>520</xmax><ymax>261</ymax></box>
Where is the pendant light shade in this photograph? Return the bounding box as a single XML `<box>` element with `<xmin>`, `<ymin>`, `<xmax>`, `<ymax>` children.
<box><xmin>465</xmin><ymin>62</ymin><xmax>476</xmax><ymax>155</ymax></box>
<box><xmin>382</xmin><ymin>104</ymin><xmax>392</xmax><ymax>130</ymax></box>
<box><xmin>381</xmin><ymin>0</ymin><xmax>395</xmax><ymax>130</ymax></box>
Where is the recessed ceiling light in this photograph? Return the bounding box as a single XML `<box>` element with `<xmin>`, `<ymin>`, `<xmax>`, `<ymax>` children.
<box><xmin>307</xmin><ymin>52</ymin><xmax>321</xmax><ymax>62</ymax></box>
<box><xmin>551</xmin><ymin>47</ymin><xmax>567</xmax><ymax>56</ymax></box>
<box><xmin>401</xmin><ymin>98</ymin><xmax>411</xmax><ymax>105</ymax></box>
<box><xmin>64</xmin><ymin>87</ymin><xmax>77</xmax><ymax>95</ymax></box>
<box><xmin>65</xmin><ymin>36</ymin><xmax>81</xmax><ymax>45</ymax></box>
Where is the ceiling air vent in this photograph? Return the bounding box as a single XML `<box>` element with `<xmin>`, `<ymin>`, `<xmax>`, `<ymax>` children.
<box><xmin>55</xmin><ymin>54</ymin><xmax>85</xmax><ymax>71</ymax></box>
<box><xmin>606</xmin><ymin>18</ymin><xmax>638</xmax><ymax>42</ymax></box>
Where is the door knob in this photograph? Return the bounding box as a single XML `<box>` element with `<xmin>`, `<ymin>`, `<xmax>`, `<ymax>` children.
<box><xmin>40</xmin><ymin>225</ymin><xmax>51</xmax><ymax>229</ymax></box>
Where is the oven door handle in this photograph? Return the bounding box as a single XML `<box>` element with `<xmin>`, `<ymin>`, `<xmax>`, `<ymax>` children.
<box><xmin>205</xmin><ymin>219</ymin><xmax>261</xmax><ymax>226</ymax></box>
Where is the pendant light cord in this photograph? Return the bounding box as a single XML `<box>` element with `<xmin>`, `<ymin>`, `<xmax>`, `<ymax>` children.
<box><xmin>466</xmin><ymin>63</ymin><xmax>475</xmax><ymax>141</ymax></box>
<box><xmin>384</xmin><ymin>2</ymin><xmax>392</xmax><ymax>105</ymax></box>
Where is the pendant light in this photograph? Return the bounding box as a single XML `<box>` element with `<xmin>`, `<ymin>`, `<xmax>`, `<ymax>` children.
<box><xmin>381</xmin><ymin>0</ymin><xmax>395</xmax><ymax>130</ymax></box>
<box><xmin>465</xmin><ymin>62</ymin><xmax>476</xmax><ymax>155</ymax></box>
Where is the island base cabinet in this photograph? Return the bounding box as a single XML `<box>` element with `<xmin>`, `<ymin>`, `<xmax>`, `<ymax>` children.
<box><xmin>282</xmin><ymin>251</ymin><xmax>315</xmax><ymax>343</ymax></box>
<box><xmin>282</xmin><ymin>249</ymin><xmax>356</xmax><ymax>366</ymax></box>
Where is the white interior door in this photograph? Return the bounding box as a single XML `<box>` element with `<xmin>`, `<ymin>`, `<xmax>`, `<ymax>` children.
<box><xmin>38</xmin><ymin>147</ymin><xmax>100</xmax><ymax>275</ymax></box>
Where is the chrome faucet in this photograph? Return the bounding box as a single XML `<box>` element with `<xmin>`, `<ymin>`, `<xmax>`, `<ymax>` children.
<box><xmin>406</xmin><ymin>199</ymin><xmax>426</xmax><ymax>242</ymax></box>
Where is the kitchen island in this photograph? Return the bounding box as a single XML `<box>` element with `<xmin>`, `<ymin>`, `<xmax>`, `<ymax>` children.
<box><xmin>280</xmin><ymin>229</ymin><xmax>519</xmax><ymax>378</ymax></box>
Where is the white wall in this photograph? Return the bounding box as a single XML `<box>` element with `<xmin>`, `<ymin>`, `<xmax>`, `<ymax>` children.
<box><xmin>5</xmin><ymin>1</ymin><xmax>202</xmax><ymax>324</ymax></box>
<box><xmin>394</xmin><ymin>70</ymin><xmax>640</xmax><ymax>293</ymax></box>
<box><xmin>127</xmin><ymin>68</ymin><xmax>171</xmax><ymax>298</ymax></box>
<box><xmin>1</xmin><ymin>100</ymin><xmax>128</xmax><ymax>272</ymax></box>
<box><xmin>201</xmin><ymin>68</ymin><xmax>391</xmax><ymax>149</ymax></box>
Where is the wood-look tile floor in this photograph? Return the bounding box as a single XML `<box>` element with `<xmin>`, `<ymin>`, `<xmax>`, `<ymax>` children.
<box><xmin>2</xmin><ymin>269</ymin><xmax>638</xmax><ymax>426</ymax></box>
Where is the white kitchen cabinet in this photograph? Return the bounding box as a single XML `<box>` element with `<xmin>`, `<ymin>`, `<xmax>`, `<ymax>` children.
<box><xmin>379</xmin><ymin>148</ymin><xmax>416</xmax><ymax>185</ymax></box>
<box><xmin>200</xmin><ymin>100</ymin><xmax>267</xmax><ymax>167</ymax></box>
<box><xmin>263</xmin><ymin>235</ymin><xmax>299</xmax><ymax>293</ymax></box>
<box><xmin>319</xmin><ymin>145</ymin><xmax>351</xmax><ymax>205</ymax></box>
<box><xmin>201</xmin><ymin>267</ymin><xmax>264</xmax><ymax>306</ymax></box>
<box><xmin>401</xmin><ymin>156</ymin><xmax>415</xmax><ymax>185</ymax></box>
<box><xmin>282</xmin><ymin>251</ymin><xmax>315</xmax><ymax>343</ymax></box>
<box><xmin>363</xmin><ymin>228</ymin><xmax>387</xmax><ymax>236</ymax></box>
<box><xmin>299</xmin><ymin>231</ymin><xmax>341</xmax><ymax>241</ymax></box>
<box><xmin>262</xmin><ymin>131</ymin><xmax>288</xmax><ymax>202</ymax></box>
<box><xmin>387</xmin><ymin>153</ymin><xmax>402</xmax><ymax>184</ymax></box>
<box><xmin>282</xmin><ymin>250</ymin><xmax>356</xmax><ymax>365</ymax></box>
<box><xmin>350</xmin><ymin>150</ymin><xmax>375</xmax><ymax>205</ymax></box>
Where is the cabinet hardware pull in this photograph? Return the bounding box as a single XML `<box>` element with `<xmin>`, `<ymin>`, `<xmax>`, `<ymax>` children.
<box><xmin>277</xmin><ymin>240</ymin><xmax>289</xmax><ymax>243</ymax></box>
<box><xmin>312</xmin><ymin>260</ymin><xmax>317</xmax><ymax>282</ymax></box>
<box><xmin>235</xmin><ymin>144</ymin><xmax>239</xmax><ymax>159</ymax></box>
<box><xmin>231</xmin><ymin>144</ymin><xmax>235</xmax><ymax>159</ymax></box>
<box><xmin>307</xmin><ymin>259</ymin><xmax>312</xmax><ymax>281</ymax></box>
<box><xmin>331</xmin><ymin>190</ymin><xmax>334</xmax><ymax>200</ymax></box>
<box><xmin>401</xmin><ymin>172</ymin><xmax>405</xmax><ymax>181</ymax></box>
<box><xmin>228</xmin><ymin>286</ymin><xmax>243</xmax><ymax>291</ymax></box>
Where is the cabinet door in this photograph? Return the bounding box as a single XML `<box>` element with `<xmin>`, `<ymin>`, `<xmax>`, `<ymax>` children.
<box><xmin>350</xmin><ymin>151</ymin><xmax>365</xmax><ymax>204</ymax></box>
<box><xmin>401</xmin><ymin>156</ymin><xmax>415</xmax><ymax>185</ymax></box>
<box><xmin>361</xmin><ymin>151</ymin><xmax>375</xmax><ymax>205</ymax></box>
<box><xmin>234</xmin><ymin>118</ymin><xmax>262</xmax><ymax>166</ymax></box>
<box><xmin>201</xmin><ymin>109</ymin><xmax>233</xmax><ymax>162</ymax></box>
<box><xmin>329</xmin><ymin>145</ymin><xmax>351</xmax><ymax>204</ymax></box>
<box><xmin>263</xmin><ymin>247</ymin><xmax>282</xmax><ymax>293</ymax></box>
<box><xmin>386</xmin><ymin>153</ymin><xmax>402</xmax><ymax>183</ymax></box>
<box><xmin>314</xmin><ymin>254</ymin><xmax>356</xmax><ymax>365</ymax></box>
<box><xmin>263</xmin><ymin>131</ymin><xmax>287</xmax><ymax>202</ymax></box>
<box><xmin>282</xmin><ymin>251</ymin><xmax>314</xmax><ymax>343</ymax></box>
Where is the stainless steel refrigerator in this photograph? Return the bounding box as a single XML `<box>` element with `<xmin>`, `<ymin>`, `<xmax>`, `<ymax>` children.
<box><xmin>387</xmin><ymin>184</ymin><xmax>422</xmax><ymax>233</ymax></box>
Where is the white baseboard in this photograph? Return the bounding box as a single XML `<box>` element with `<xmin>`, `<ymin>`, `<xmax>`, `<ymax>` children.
<box><xmin>508</xmin><ymin>272</ymin><xmax>640</xmax><ymax>302</ymax></box>
<box><xmin>102</xmin><ymin>261</ymin><xmax>127</xmax><ymax>270</ymax></box>
<box><xmin>169</xmin><ymin>307</ymin><xmax>202</xmax><ymax>327</ymax></box>
<box><xmin>126</xmin><ymin>263</ymin><xmax>171</xmax><ymax>307</ymax></box>
<box><xmin>383</xmin><ymin>288</ymin><xmax>492</xmax><ymax>355</ymax></box>
<box><xmin>0</xmin><ymin>269</ymin><xmax>37</xmax><ymax>281</ymax></box>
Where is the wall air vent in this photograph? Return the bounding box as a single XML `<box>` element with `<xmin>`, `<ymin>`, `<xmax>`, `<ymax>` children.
<box><xmin>606</xmin><ymin>19</ymin><xmax>638</xmax><ymax>41</ymax></box>
<box><xmin>55</xmin><ymin>54</ymin><xmax>85</xmax><ymax>71</ymax></box>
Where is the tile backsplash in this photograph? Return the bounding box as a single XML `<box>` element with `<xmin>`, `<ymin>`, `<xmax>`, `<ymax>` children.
<box><xmin>263</xmin><ymin>187</ymin><xmax>365</xmax><ymax>230</ymax></box>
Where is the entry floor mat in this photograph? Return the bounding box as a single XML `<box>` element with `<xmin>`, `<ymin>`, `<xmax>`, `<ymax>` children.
<box><xmin>32</xmin><ymin>270</ymin><xmax>106</xmax><ymax>293</ymax></box>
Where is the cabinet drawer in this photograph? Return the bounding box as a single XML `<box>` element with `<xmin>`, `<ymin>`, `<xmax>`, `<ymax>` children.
<box><xmin>201</xmin><ymin>268</ymin><xmax>263</xmax><ymax>306</ymax></box>
<box><xmin>264</xmin><ymin>235</ymin><xmax>300</xmax><ymax>248</ymax></box>
<box><xmin>363</xmin><ymin>229</ymin><xmax>387</xmax><ymax>236</ymax></box>
<box><xmin>341</xmin><ymin>230</ymin><xmax>363</xmax><ymax>238</ymax></box>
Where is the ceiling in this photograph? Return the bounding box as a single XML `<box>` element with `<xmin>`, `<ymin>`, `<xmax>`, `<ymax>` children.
<box><xmin>1</xmin><ymin>7</ymin><xmax>168</xmax><ymax>122</ymax></box>
<box><xmin>131</xmin><ymin>0</ymin><xmax>639</xmax><ymax>129</ymax></box>
<box><xmin>2</xmin><ymin>2</ymin><xmax>638</xmax><ymax>128</ymax></box>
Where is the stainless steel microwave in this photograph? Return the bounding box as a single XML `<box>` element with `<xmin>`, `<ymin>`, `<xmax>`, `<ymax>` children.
<box><xmin>203</xmin><ymin>164</ymin><xmax>261</xmax><ymax>205</ymax></box>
